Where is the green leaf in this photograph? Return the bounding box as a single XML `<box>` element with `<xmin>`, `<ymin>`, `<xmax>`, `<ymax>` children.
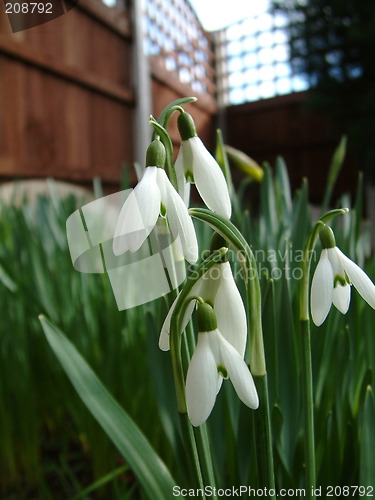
<box><xmin>39</xmin><ymin>315</ymin><xmax>176</xmax><ymax>499</ymax></box>
<box><xmin>0</xmin><ymin>260</ymin><xmax>17</xmax><ymax>292</ymax></box>
<box><xmin>321</xmin><ymin>135</ymin><xmax>347</xmax><ymax>213</ymax></box>
<box><xmin>260</xmin><ymin>163</ymin><xmax>278</xmax><ymax>243</ymax></box>
<box><xmin>215</xmin><ymin>129</ymin><xmax>233</xmax><ymax>197</ymax></box>
<box><xmin>275</xmin><ymin>156</ymin><xmax>292</xmax><ymax>220</ymax></box>
<box><xmin>360</xmin><ymin>386</ymin><xmax>375</xmax><ymax>487</ymax></box>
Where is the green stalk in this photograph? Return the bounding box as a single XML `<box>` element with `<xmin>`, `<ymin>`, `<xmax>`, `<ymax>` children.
<box><xmin>253</xmin><ymin>374</ymin><xmax>274</xmax><ymax>493</ymax></box>
<box><xmin>300</xmin><ymin>319</ymin><xmax>315</xmax><ymax>498</ymax></box>
<box><xmin>299</xmin><ymin>207</ymin><xmax>348</xmax><ymax>497</ymax></box>
<box><xmin>179</xmin><ymin>412</ymin><xmax>206</xmax><ymax>497</ymax></box>
<box><xmin>193</xmin><ymin>424</ymin><xmax>217</xmax><ymax>498</ymax></box>
<box><xmin>246</xmin><ymin>239</ymin><xmax>275</xmax><ymax>497</ymax></box>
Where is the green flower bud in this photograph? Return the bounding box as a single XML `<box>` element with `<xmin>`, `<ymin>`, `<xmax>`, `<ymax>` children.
<box><xmin>197</xmin><ymin>303</ymin><xmax>217</xmax><ymax>332</ymax></box>
<box><xmin>319</xmin><ymin>225</ymin><xmax>336</xmax><ymax>249</ymax></box>
<box><xmin>177</xmin><ymin>112</ymin><xmax>197</xmax><ymax>141</ymax></box>
<box><xmin>146</xmin><ymin>140</ymin><xmax>166</xmax><ymax>169</ymax></box>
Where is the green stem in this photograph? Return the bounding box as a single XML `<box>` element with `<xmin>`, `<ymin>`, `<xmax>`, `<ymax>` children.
<box><xmin>193</xmin><ymin>425</ymin><xmax>217</xmax><ymax>498</ymax></box>
<box><xmin>299</xmin><ymin>208</ymin><xmax>348</xmax><ymax>495</ymax></box>
<box><xmin>253</xmin><ymin>374</ymin><xmax>275</xmax><ymax>497</ymax></box>
<box><xmin>246</xmin><ymin>252</ymin><xmax>275</xmax><ymax>494</ymax></box>
<box><xmin>301</xmin><ymin>319</ymin><xmax>316</xmax><ymax>498</ymax></box>
<box><xmin>179</xmin><ymin>413</ymin><xmax>206</xmax><ymax>498</ymax></box>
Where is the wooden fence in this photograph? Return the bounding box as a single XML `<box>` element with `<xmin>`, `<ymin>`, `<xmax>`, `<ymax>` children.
<box><xmin>224</xmin><ymin>92</ymin><xmax>359</xmax><ymax>201</ymax></box>
<box><xmin>0</xmin><ymin>0</ymin><xmax>217</xmax><ymax>189</ymax></box>
<box><xmin>0</xmin><ymin>0</ymin><xmax>360</xmax><ymax>201</ymax></box>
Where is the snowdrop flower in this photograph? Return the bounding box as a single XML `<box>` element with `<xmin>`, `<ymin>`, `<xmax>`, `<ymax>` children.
<box><xmin>175</xmin><ymin>111</ymin><xmax>231</xmax><ymax>218</ymax></box>
<box><xmin>159</xmin><ymin>259</ymin><xmax>247</xmax><ymax>357</ymax></box>
<box><xmin>186</xmin><ymin>303</ymin><xmax>258</xmax><ymax>426</ymax></box>
<box><xmin>311</xmin><ymin>225</ymin><xmax>375</xmax><ymax>326</ymax></box>
<box><xmin>113</xmin><ymin>140</ymin><xmax>198</xmax><ymax>264</ymax></box>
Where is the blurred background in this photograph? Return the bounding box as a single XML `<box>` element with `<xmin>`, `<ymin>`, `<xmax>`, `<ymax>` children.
<box><xmin>1</xmin><ymin>0</ymin><xmax>374</xmax><ymax>497</ymax></box>
<box><xmin>1</xmin><ymin>0</ymin><xmax>373</xmax><ymax>200</ymax></box>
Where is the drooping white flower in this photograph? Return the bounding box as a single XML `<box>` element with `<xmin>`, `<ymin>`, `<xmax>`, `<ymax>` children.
<box><xmin>113</xmin><ymin>140</ymin><xmax>198</xmax><ymax>264</ymax></box>
<box><xmin>311</xmin><ymin>225</ymin><xmax>375</xmax><ymax>326</ymax></box>
<box><xmin>186</xmin><ymin>303</ymin><xmax>258</xmax><ymax>426</ymax></box>
<box><xmin>159</xmin><ymin>260</ymin><xmax>247</xmax><ymax>357</ymax></box>
<box><xmin>175</xmin><ymin>112</ymin><xmax>231</xmax><ymax>218</ymax></box>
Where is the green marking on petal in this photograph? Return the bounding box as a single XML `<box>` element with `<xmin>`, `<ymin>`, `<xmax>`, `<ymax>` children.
<box><xmin>160</xmin><ymin>202</ymin><xmax>167</xmax><ymax>217</ymax></box>
<box><xmin>185</xmin><ymin>170</ymin><xmax>194</xmax><ymax>182</ymax></box>
<box><xmin>217</xmin><ymin>364</ymin><xmax>228</xmax><ymax>378</ymax></box>
<box><xmin>334</xmin><ymin>274</ymin><xmax>347</xmax><ymax>287</ymax></box>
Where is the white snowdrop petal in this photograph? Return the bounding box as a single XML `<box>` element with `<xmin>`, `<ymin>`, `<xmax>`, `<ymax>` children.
<box><xmin>162</xmin><ymin>171</ymin><xmax>198</xmax><ymax>264</ymax></box>
<box><xmin>214</xmin><ymin>262</ymin><xmax>247</xmax><ymax>357</ymax></box>
<box><xmin>198</xmin><ymin>264</ymin><xmax>220</xmax><ymax>299</ymax></box>
<box><xmin>217</xmin><ymin>333</ymin><xmax>259</xmax><ymax>410</ymax></box>
<box><xmin>158</xmin><ymin>294</ymin><xmax>198</xmax><ymax>351</ymax></box>
<box><xmin>113</xmin><ymin>167</ymin><xmax>160</xmax><ymax>255</ymax></box>
<box><xmin>186</xmin><ymin>332</ymin><xmax>220</xmax><ymax>426</ymax></box>
<box><xmin>174</xmin><ymin>146</ymin><xmax>191</xmax><ymax>206</ymax></box>
<box><xmin>339</xmin><ymin>250</ymin><xmax>375</xmax><ymax>309</ymax></box>
<box><xmin>332</xmin><ymin>283</ymin><xmax>351</xmax><ymax>314</ymax></box>
<box><xmin>327</xmin><ymin>247</ymin><xmax>346</xmax><ymax>278</ymax></box>
<box><xmin>310</xmin><ymin>249</ymin><xmax>334</xmax><ymax>326</ymax></box>
<box><xmin>189</xmin><ymin>137</ymin><xmax>232</xmax><ymax>219</ymax></box>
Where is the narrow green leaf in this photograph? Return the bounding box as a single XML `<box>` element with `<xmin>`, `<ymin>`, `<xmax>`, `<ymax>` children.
<box><xmin>39</xmin><ymin>315</ymin><xmax>176</xmax><ymax>499</ymax></box>
<box><xmin>290</xmin><ymin>178</ymin><xmax>311</xmax><ymax>251</ymax></box>
<box><xmin>215</xmin><ymin>130</ymin><xmax>233</xmax><ymax>196</ymax></box>
<box><xmin>260</xmin><ymin>163</ymin><xmax>277</xmax><ymax>243</ymax></box>
<box><xmin>360</xmin><ymin>386</ymin><xmax>375</xmax><ymax>487</ymax></box>
<box><xmin>0</xmin><ymin>261</ymin><xmax>17</xmax><ymax>292</ymax></box>
<box><xmin>321</xmin><ymin>135</ymin><xmax>347</xmax><ymax>213</ymax></box>
<box><xmin>72</xmin><ymin>464</ymin><xmax>129</xmax><ymax>499</ymax></box>
<box><xmin>275</xmin><ymin>156</ymin><xmax>292</xmax><ymax>220</ymax></box>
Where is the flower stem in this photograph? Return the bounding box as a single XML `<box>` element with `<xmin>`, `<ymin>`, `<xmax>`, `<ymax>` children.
<box><xmin>299</xmin><ymin>208</ymin><xmax>347</xmax><ymax>495</ymax></box>
<box><xmin>246</xmin><ymin>249</ymin><xmax>275</xmax><ymax>495</ymax></box>
<box><xmin>193</xmin><ymin>424</ymin><xmax>218</xmax><ymax>498</ymax></box>
<box><xmin>301</xmin><ymin>319</ymin><xmax>316</xmax><ymax>498</ymax></box>
<box><xmin>253</xmin><ymin>374</ymin><xmax>275</xmax><ymax>497</ymax></box>
<box><xmin>179</xmin><ymin>412</ymin><xmax>206</xmax><ymax>498</ymax></box>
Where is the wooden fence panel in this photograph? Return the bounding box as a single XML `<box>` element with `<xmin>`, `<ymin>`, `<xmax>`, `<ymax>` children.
<box><xmin>0</xmin><ymin>0</ymin><xmax>134</xmax><ymax>187</ymax></box>
<box><xmin>224</xmin><ymin>92</ymin><xmax>359</xmax><ymax>201</ymax></box>
<box><xmin>0</xmin><ymin>0</ymin><xmax>218</xmax><ymax>189</ymax></box>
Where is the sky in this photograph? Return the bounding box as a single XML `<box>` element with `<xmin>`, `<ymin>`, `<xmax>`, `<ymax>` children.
<box><xmin>188</xmin><ymin>0</ymin><xmax>271</xmax><ymax>31</ymax></box>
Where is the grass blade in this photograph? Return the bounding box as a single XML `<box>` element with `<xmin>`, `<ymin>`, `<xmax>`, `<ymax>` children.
<box><xmin>39</xmin><ymin>315</ymin><xmax>176</xmax><ymax>499</ymax></box>
<box><xmin>360</xmin><ymin>386</ymin><xmax>375</xmax><ymax>487</ymax></box>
